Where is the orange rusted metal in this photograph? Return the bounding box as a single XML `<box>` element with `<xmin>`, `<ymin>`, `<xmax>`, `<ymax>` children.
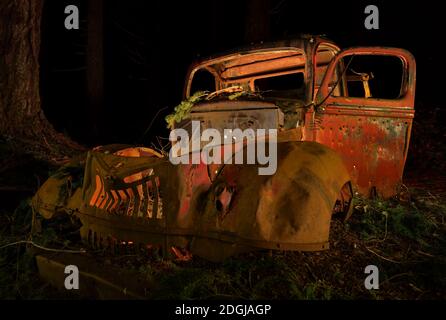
<box><xmin>185</xmin><ymin>38</ymin><xmax>416</xmax><ymax>198</ymax></box>
<box><xmin>310</xmin><ymin>47</ymin><xmax>416</xmax><ymax>197</ymax></box>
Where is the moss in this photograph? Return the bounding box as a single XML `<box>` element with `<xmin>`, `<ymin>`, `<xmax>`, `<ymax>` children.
<box><xmin>165</xmin><ymin>91</ymin><xmax>208</xmax><ymax>129</ymax></box>
<box><xmin>164</xmin><ymin>90</ymin><xmax>264</xmax><ymax>129</ymax></box>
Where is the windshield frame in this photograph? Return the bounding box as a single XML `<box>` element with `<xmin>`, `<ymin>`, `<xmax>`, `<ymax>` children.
<box><xmin>184</xmin><ymin>38</ymin><xmax>341</xmax><ymax>106</ymax></box>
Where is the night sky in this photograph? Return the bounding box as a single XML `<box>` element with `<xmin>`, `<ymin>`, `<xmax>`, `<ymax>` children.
<box><xmin>39</xmin><ymin>0</ymin><xmax>442</xmax><ymax>147</ymax></box>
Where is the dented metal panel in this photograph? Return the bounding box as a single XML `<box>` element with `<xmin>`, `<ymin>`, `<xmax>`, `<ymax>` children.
<box><xmin>310</xmin><ymin>47</ymin><xmax>416</xmax><ymax>197</ymax></box>
<box><xmin>33</xmin><ymin>140</ymin><xmax>351</xmax><ymax>262</ymax></box>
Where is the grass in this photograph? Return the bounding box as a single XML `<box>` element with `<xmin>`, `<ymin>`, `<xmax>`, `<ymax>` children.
<box><xmin>1</xmin><ymin>183</ymin><xmax>445</xmax><ymax>299</ymax></box>
<box><xmin>143</xmin><ymin>252</ymin><xmax>341</xmax><ymax>300</ymax></box>
<box><xmin>136</xmin><ymin>187</ymin><xmax>446</xmax><ymax>300</ymax></box>
<box><xmin>0</xmin><ymin>194</ymin><xmax>81</xmax><ymax>299</ymax></box>
<box><xmin>0</xmin><ymin>199</ymin><xmax>62</xmax><ymax>299</ymax></box>
<box><xmin>350</xmin><ymin>194</ymin><xmax>442</xmax><ymax>243</ymax></box>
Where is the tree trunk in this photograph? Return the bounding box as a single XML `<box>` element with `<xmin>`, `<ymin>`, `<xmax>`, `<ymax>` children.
<box><xmin>0</xmin><ymin>0</ymin><xmax>83</xmax><ymax>162</ymax></box>
<box><xmin>87</xmin><ymin>0</ymin><xmax>104</xmax><ymax>141</ymax></box>
<box><xmin>245</xmin><ymin>0</ymin><xmax>271</xmax><ymax>43</ymax></box>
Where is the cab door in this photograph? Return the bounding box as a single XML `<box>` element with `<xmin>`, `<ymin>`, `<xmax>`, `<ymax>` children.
<box><xmin>303</xmin><ymin>47</ymin><xmax>416</xmax><ymax>197</ymax></box>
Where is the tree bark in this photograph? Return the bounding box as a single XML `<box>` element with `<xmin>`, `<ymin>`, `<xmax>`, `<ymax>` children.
<box><xmin>0</xmin><ymin>0</ymin><xmax>83</xmax><ymax>162</ymax></box>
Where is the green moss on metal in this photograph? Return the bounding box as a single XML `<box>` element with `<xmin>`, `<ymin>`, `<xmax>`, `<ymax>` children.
<box><xmin>165</xmin><ymin>91</ymin><xmax>208</xmax><ymax>129</ymax></box>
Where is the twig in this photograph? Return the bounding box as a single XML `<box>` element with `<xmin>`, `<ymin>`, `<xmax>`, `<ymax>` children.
<box><xmin>137</xmin><ymin>106</ymin><xmax>169</xmax><ymax>144</ymax></box>
<box><xmin>0</xmin><ymin>240</ymin><xmax>86</xmax><ymax>254</ymax></box>
<box><xmin>416</xmin><ymin>250</ymin><xmax>435</xmax><ymax>258</ymax></box>
<box><xmin>365</xmin><ymin>247</ymin><xmax>402</xmax><ymax>264</ymax></box>
<box><xmin>405</xmin><ymin>244</ymin><xmax>412</xmax><ymax>259</ymax></box>
<box><xmin>409</xmin><ymin>283</ymin><xmax>424</xmax><ymax>293</ymax></box>
<box><xmin>305</xmin><ymin>262</ymin><xmax>317</xmax><ymax>281</ymax></box>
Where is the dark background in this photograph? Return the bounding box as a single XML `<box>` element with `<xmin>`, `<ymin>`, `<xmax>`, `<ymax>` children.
<box><xmin>39</xmin><ymin>0</ymin><xmax>443</xmax><ymax>152</ymax></box>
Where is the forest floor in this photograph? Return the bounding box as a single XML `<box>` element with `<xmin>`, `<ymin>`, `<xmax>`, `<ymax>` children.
<box><xmin>0</xmin><ymin>106</ymin><xmax>445</xmax><ymax>300</ymax></box>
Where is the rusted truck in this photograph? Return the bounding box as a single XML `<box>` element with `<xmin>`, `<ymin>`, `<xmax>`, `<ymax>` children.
<box><xmin>33</xmin><ymin>35</ymin><xmax>416</xmax><ymax>262</ymax></box>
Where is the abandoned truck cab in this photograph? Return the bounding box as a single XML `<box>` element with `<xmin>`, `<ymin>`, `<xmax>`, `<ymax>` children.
<box><xmin>32</xmin><ymin>36</ymin><xmax>416</xmax><ymax>261</ymax></box>
<box><xmin>182</xmin><ymin>35</ymin><xmax>416</xmax><ymax>198</ymax></box>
